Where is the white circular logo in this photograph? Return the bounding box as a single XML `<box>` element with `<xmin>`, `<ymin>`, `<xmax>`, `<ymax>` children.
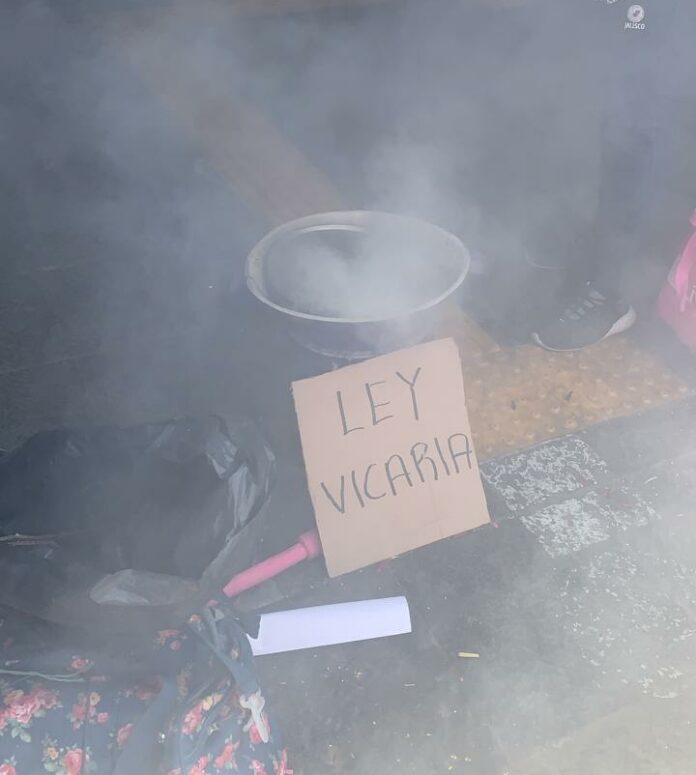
<box><xmin>628</xmin><ymin>4</ymin><xmax>645</xmax><ymax>23</ymax></box>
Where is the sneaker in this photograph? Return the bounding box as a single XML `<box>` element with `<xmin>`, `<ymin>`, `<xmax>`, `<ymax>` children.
<box><xmin>531</xmin><ymin>285</ymin><xmax>637</xmax><ymax>352</ymax></box>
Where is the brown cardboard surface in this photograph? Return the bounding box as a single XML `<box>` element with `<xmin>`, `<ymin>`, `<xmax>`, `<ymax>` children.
<box><xmin>292</xmin><ymin>338</ymin><xmax>491</xmax><ymax>577</ymax></box>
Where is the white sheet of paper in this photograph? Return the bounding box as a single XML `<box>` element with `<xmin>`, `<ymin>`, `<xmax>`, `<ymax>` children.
<box><xmin>249</xmin><ymin>596</ymin><xmax>411</xmax><ymax>656</ymax></box>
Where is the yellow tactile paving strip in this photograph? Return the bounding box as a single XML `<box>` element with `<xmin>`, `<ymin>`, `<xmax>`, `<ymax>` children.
<box><xmin>439</xmin><ymin>304</ymin><xmax>502</xmax><ymax>358</ymax></box>
<box><xmin>121</xmin><ymin>28</ymin><xmax>345</xmax><ymax>226</ymax></box>
<box><xmin>457</xmin><ymin>337</ymin><xmax>693</xmax><ymax>461</ymax></box>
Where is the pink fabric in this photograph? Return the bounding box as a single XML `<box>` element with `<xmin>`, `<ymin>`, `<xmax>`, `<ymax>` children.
<box><xmin>657</xmin><ymin>210</ymin><xmax>696</xmax><ymax>352</ymax></box>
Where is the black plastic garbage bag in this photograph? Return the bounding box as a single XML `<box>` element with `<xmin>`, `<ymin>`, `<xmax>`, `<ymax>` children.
<box><xmin>0</xmin><ymin>416</ymin><xmax>274</xmax><ymax>634</ymax></box>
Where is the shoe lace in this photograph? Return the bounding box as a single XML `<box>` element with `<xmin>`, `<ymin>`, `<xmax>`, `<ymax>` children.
<box><xmin>561</xmin><ymin>287</ymin><xmax>606</xmax><ymax>321</ymax></box>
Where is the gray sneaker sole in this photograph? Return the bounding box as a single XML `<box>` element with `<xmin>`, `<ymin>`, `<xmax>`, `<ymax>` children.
<box><xmin>531</xmin><ymin>306</ymin><xmax>637</xmax><ymax>352</ymax></box>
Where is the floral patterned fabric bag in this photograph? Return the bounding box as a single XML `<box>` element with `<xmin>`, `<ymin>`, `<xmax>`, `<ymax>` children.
<box><xmin>0</xmin><ymin>604</ymin><xmax>290</xmax><ymax>775</ymax></box>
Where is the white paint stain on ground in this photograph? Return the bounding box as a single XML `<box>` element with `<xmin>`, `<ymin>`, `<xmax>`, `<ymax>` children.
<box><xmin>521</xmin><ymin>489</ymin><xmax>656</xmax><ymax>558</ymax></box>
<box><xmin>520</xmin><ymin>495</ymin><xmax>611</xmax><ymax>557</ymax></box>
<box><xmin>559</xmin><ymin>550</ymin><xmax>696</xmax><ymax>690</ymax></box>
<box><xmin>481</xmin><ymin>437</ymin><xmax>607</xmax><ymax>513</ymax></box>
<box><xmin>639</xmin><ymin>665</ymin><xmax>685</xmax><ymax>698</ymax></box>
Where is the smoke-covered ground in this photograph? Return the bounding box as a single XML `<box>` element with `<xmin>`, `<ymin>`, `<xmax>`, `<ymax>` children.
<box><xmin>255</xmin><ymin>404</ymin><xmax>696</xmax><ymax>774</ymax></box>
<box><xmin>1</xmin><ymin>1</ymin><xmax>696</xmax><ymax>772</ymax></box>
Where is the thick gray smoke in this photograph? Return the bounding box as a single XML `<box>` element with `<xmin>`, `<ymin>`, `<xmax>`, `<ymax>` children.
<box><xmin>219</xmin><ymin>1</ymin><xmax>606</xmax><ymax>325</ymax></box>
<box><xmin>3</xmin><ymin>4</ymin><xmax>696</xmax><ymax>772</ymax></box>
<box><xmin>1</xmin><ymin>0</ymin><xmax>606</xmax><ymax>361</ymax></box>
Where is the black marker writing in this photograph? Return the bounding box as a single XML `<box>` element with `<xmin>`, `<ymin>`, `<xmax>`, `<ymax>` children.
<box><xmin>365</xmin><ymin>380</ymin><xmax>394</xmax><ymax>426</ymax></box>
<box><xmin>364</xmin><ymin>463</ymin><xmax>387</xmax><ymax>500</ymax></box>
<box><xmin>395</xmin><ymin>367</ymin><xmax>422</xmax><ymax>421</ymax></box>
<box><xmin>410</xmin><ymin>441</ymin><xmax>439</xmax><ymax>483</ymax></box>
<box><xmin>434</xmin><ymin>436</ymin><xmax>451</xmax><ymax>476</ymax></box>
<box><xmin>337</xmin><ymin>390</ymin><xmax>364</xmax><ymax>435</ymax></box>
<box><xmin>320</xmin><ymin>477</ymin><xmax>346</xmax><ymax>513</ymax></box>
<box><xmin>385</xmin><ymin>454</ymin><xmax>414</xmax><ymax>495</ymax></box>
<box><xmin>351</xmin><ymin>469</ymin><xmax>366</xmax><ymax>508</ymax></box>
<box><xmin>448</xmin><ymin>433</ymin><xmax>473</xmax><ymax>473</ymax></box>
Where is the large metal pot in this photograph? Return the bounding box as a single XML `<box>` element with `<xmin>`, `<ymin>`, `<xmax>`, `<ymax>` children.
<box><xmin>246</xmin><ymin>210</ymin><xmax>470</xmax><ymax>360</ymax></box>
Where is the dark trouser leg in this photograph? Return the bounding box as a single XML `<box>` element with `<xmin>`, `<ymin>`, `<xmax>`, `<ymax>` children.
<box><xmin>590</xmin><ymin>113</ymin><xmax>658</xmax><ymax>297</ymax></box>
<box><xmin>584</xmin><ymin>2</ymin><xmax>689</xmax><ymax>299</ymax></box>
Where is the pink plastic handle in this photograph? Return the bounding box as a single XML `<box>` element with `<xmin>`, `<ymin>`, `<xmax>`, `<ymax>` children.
<box><xmin>223</xmin><ymin>530</ymin><xmax>322</xmax><ymax>598</ymax></box>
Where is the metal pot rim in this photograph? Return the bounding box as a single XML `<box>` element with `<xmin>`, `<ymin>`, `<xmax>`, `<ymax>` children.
<box><xmin>245</xmin><ymin>210</ymin><xmax>470</xmax><ymax>324</ymax></box>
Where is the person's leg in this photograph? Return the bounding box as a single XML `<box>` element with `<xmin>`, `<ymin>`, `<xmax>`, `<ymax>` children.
<box><xmin>530</xmin><ymin>91</ymin><xmax>645</xmax><ymax>347</ymax></box>
<box><xmin>532</xmin><ymin>0</ymin><xmax>683</xmax><ymax>350</ymax></box>
<box><xmin>591</xmin><ymin>75</ymin><xmax>661</xmax><ymax>296</ymax></box>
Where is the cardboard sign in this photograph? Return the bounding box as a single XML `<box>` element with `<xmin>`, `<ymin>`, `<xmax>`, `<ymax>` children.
<box><xmin>292</xmin><ymin>338</ymin><xmax>490</xmax><ymax>577</ymax></box>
